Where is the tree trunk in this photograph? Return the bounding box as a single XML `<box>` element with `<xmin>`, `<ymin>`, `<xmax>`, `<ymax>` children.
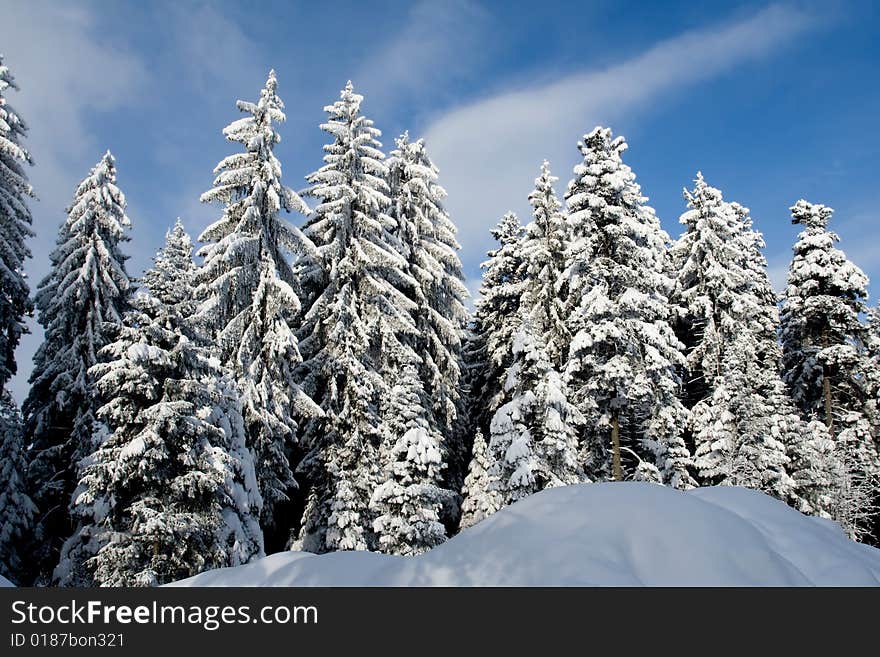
<box><xmin>821</xmin><ymin>328</ymin><xmax>833</xmax><ymax>432</ymax></box>
<box><xmin>823</xmin><ymin>370</ymin><xmax>833</xmax><ymax>432</ymax></box>
<box><xmin>611</xmin><ymin>412</ymin><xmax>622</xmax><ymax>481</ymax></box>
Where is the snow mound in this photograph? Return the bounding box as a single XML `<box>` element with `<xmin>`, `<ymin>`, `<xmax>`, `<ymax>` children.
<box><xmin>171</xmin><ymin>483</ymin><xmax>880</xmax><ymax>587</ymax></box>
<box><xmin>0</xmin><ymin>574</ymin><xmax>13</xmax><ymax>588</ymax></box>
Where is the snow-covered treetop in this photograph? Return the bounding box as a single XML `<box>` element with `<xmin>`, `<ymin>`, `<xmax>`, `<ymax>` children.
<box><xmin>67</xmin><ymin>150</ymin><xmax>127</xmax><ymax>279</ymax></box>
<box><xmin>199</xmin><ymin>69</ymin><xmax>311</xmax><ymax>287</ymax></box>
<box><xmin>784</xmin><ymin>199</ymin><xmax>868</xmax><ymax>303</ymax></box>
<box><xmin>790</xmin><ymin>199</ymin><xmax>833</xmax><ymax>230</ymax></box>
<box><xmin>0</xmin><ymin>54</ymin><xmax>34</xmax><ymax>194</ymax></box>
<box><xmin>143</xmin><ymin>220</ymin><xmax>194</xmax><ymax>311</ymax></box>
<box><xmin>565</xmin><ymin>125</ymin><xmax>670</xmax><ymax>297</ymax></box>
<box><xmin>488</xmin><ymin>211</ymin><xmax>524</xmax><ymax>251</ymax></box>
<box><xmin>306</xmin><ymin>80</ymin><xmax>393</xmax><ymax>245</ymax></box>
<box><xmin>0</xmin><ymin>54</ymin><xmax>35</xmax><ymax>388</ymax></box>
<box><xmin>521</xmin><ymin>161</ymin><xmax>568</xmax><ymax>367</ymax></box>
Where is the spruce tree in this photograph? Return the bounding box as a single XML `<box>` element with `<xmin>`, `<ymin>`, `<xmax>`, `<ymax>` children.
<box><xmin>691</xmin><ymin>332</ymin><xmax>794</xmax><ymax>498</ymax></box>
<box><xmin>294</xmin><ymin>82</ymin><xmax>416</xmax><ymax>553</ymax></box>
<box><xmin>198</xmin><ymin>70</ymin><xmax>320</xmax><ymax>536</ymax></box>
<box><xmin>0</xmin><ymin>56</ymin><xmax>35</xmax><ymax>391</ymax></box>
<box><xmin>670</xmin><ymin>177</ymin><xmax>795</xmax><ymax>500</ymax></box>
<box><xmin>520</xmin><ymin>161</ymin><xmax>570</xmax><ymax>369</ymax></box>
<box><xmin>458</xmin><ymin>429</ymin><xmax>502</xmax><ymax>529</ymax></box>
<box><xmin>461</xmin><ymin>212</ymin><xmax>526</xmax><ymax>454</ymax></box>
<box><xmin>669</xmin><ymin>174</ymin><xmax>757</xmax><ymax>406</ymax></box>
<box><xmin>780</xmin><ymin>201</ymin><xmax>878</xmax><ymax>484</ymax></box>
<box><xmin>23</xmin><ymin>151</ymin><xmax>131</xmax><ymax>583</ymax></box>
<box><xmin>0</xmin><ymin>390</ymin><xmax>36</xmax><ymax>584</ymax></box>
<box><xmin>487</xmin><ymin>318</ymin><xmax>582</xmax><ymax>506</ymax></box>
<box><xmin>55</xmin><ymin>224</ymin><xmax>263</xmax><ymax>586</ymax></box>
<box><xmin>371</xmin><ymin>360</ymin><xmax>454</xmax><ymax>555</ymax></box>
<box><xmin>386</xmin><ymin>132</ymin><xmax>468</xmax><ymax>439</ymax></box>
<box><xmin>563</xmin><ymin>127</ymin><xmax>693</xmax><ymax>488</ymax></box>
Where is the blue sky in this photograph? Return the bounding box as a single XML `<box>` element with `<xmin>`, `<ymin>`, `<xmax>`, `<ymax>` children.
<box><xmin>4</xmin><ymin>0</ymin><xmax>879</xmax><ymax>400</ymax></box>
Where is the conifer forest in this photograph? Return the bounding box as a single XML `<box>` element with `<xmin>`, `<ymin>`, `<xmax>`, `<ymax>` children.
<box><xmin>1</xmin><ymin>54</ymin><xmax>878</xmax><ymax>587</ymax></box>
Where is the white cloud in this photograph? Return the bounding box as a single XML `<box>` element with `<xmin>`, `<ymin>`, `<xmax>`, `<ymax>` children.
<box><xmin>3</xmin><ymin>1</ymin><xmax>148</xmax><ymax>401</ymax></box>
<box><xmin>422</xmin><ymin>4</ymin><xmax>819</xmax><ymax>273</ymax></box>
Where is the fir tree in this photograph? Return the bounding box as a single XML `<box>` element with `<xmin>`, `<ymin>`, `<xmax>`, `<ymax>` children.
<box><xmin>371</xmin><ymin>361</ymin><xmax>454</xmax><ymax>555</ymax></box>
<box><xmin>294</xmin><ymin>82</ymin><xmax>416</xmax><ymax>553</ymax></box>
<box><xmin>780</xmin><ymin>201</ymin><xmax>878</xmax><ymax>483</ymax></box>
<box><xmin>691</xmin><ymin>332</ymin><xmax>794</xmax><ymax>498</ymax></box>
<box><xmin>670</xmin><ymin>177</ymin><xmax>796</xmax><ymax>500</ymax></box>
<box><xmin>669</xmin><ymin>174</ymin><xmax>758</xmax><ymax>406</ymax></box>
<box><xmin>0</xmin><ymin>390</ymin><xmax>36</xmax><ymax>584</ymax></box>
<box><xmin>487</xmin><ymin>319</ymin><xmax>582</xmax><ymax>506</ymax></box>
<box><xmin>198</xmin><ymin>70</ymin><xmax>320</xmax><ymax>534</ymax></box>
<box><xmin>386</xmin><ymin>132</ymin><xmax>468</xmax><ymax>438</ymax></box>
<box><xmin>23</xmin><ymin>151</ymin><xmax>131</xmax><ymax>584</ymax></box>
<box><xmin>0</xmin><ymin>56</ymin><xmax>35</xmax><ymax>391</ymax></box>
<box><xmin>520</xmin><ymin>162</ymin><xmax>570</xmax><ymax>369</ymax></box>
<box><xmin>55</xmin><ymin>224</ymin><xmax>263</xmax><ymax>586</ymax></box>
<box><xmin>458</xmin><ymin>431</ymin><xmax>501</xmax><ymax>529</ymax></box>
<box><xmin>461</xmin><ymin>212</ymin><xmax>526</xmax><ymax>454</ymax></box>
<box><xmin>563</xmin><ymin>127</ymin><xmax>693</xmax><ymax>488</ymax></box>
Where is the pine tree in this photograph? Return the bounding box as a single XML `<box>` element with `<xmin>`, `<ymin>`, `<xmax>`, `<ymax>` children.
<box><xmin>371</xmin><ymin>361</ymin><xmax>454</xmax><ymax>555</ymax></box>
<box><xmin>780</xmin><ymin>201</ymin><xmax>878</xmax><ymax>484</ymax></box>
<box><xmin>487</xmin><ymin>319</ymin><xmax>582</xmax><ymax>506</ymax></box>
<box><xmin>386</xmin><ymin>132</ymin><xmax>468</xmax><ymax>439</ymax></box>
<box><xmin>294</xmin><ymin>82</ymin><xmax>416</xmax><ymax>553</ymax></box>
<box><xmin>23</xmin><ymin>151</ymin><xmax>131</xmax><ymax>584</ymax></box>
<box><xmin>198</xmin><ymin>70</ymin><xmax>320</xmax><ymax>534</ymax></box>
<box><xmin>0</xmin><ymin>390</ymin><xmax>36</xmax><ymax>584</ymax></box>
<box><xmin>55</xmin><ymin>224</ymin><xmax>263</xmax><ymax>586</ymax></box>
<box><xmin>563</xmin><ymin>127</ymin><xmax>693</xmax><ymax>488</ymax></box>
<box><xmin>0</xmin><ymin>56</ymin><xmax>35</xmax><ymax>391</ymax></box>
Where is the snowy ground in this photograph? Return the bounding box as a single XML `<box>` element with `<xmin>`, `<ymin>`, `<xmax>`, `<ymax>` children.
<box><xmin>172</xmin><ymin>482</ymin><xmax>880</xmax><ymax>586</ymax></box>
<box><xmin>0</xmin><ymin>574</ymin><xmax>12</xmax><ymax>587</ymax></box>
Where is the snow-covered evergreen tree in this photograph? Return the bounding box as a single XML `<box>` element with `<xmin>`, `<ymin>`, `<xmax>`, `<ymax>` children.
<box><xmin>866</xmin><ymin>305</ymin><xmax>880</xmax><ymax>439</ymax></box>
<box><xmin>780</xmin><ymin>201</ymin><xmax>878</xmax><ymax>481</ymax></box>
<box><xmin>787</xmin><ymin>419</ymin><xmax>839</xmax><ymax>519</ymax></box>
<box><xmin>294</xmin><ymin>82</ymin><xmax>416</xmax><ymax>553</ymax></box>
<box><xmin>458</xmin><ymin>430</ymin><xmax>501</xmax><ymax>529</ymax></box>
<box><xmin>519</xmin><ymin>162</ymin><xmax>570</xmax><ymax>369</ymax></box>
<box><xmin>23</xmin><ymin>151</ymin><xmax>131</xmax><ymax>583</ymax></box>
<box><xmin>371</xmin><ymin>361</ymin><xmax>454</xmax><ymax>555</ymax></box>
<box><xmin>55</xmin><ymin>224</ymin><xmax>263</xmax><ymax>586</ymax></box>
<box><xmin>198</xmin><ymin>70</ymin><xmax>320</xmax><ymax>532</ymax></box>
<box><xmin>0</xmin><ymin>56</ymin><xmax>35</xmax><ymax>391</ymax></box>
<box><xmin>563</xmin><ymin>127</ymin><xmax>693</xmax><ymax>488</ymax></box>
<box><xmin>0</xmin><ymin>390</ymin><xmax>36</xmax><ymax>584</ymax></box>
<box><xmin>461</xmin><ymin>212</ymin><xmax>526</xmax><ymax>453</ymax></box>
<box><xmin>386</xmin><ymin>132</ymin><xmax>468</xmax><ymax>441</ymax></box>
<box><xmin>670</xmin><ymin>177</ymin><xmax>799</xmax><ymax>501</ymax></box>
<box><xmin>669</xmin><ymin>174</ymin><xmax>760</xmax><ymax>406</ymax></box>
<box><xmin>487</xmin><ymin>319</ymin><xmax>582</xmax><ymax>506</ymax></box>
<box><xmin>691</xmin><ymin>332</ymin><xmax>794</xmax><ymax>498</ymax></box>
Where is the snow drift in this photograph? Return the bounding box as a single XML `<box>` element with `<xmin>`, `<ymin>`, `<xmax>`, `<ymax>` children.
<box><xmin>172</xmin><ymin>483</ymin><xmax>880</xmax><ymax>586</ymax></box>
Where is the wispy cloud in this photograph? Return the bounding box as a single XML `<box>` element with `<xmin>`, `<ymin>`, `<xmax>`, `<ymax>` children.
<box><xmin>422</xmin><ymin>4</ymin><xmax>821</xmax><ymax>276</ymax></box>
<box><xmin>354</xmin><ymin>0</ymin><xmax>492</xmax><ymax>116</ymax></box>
